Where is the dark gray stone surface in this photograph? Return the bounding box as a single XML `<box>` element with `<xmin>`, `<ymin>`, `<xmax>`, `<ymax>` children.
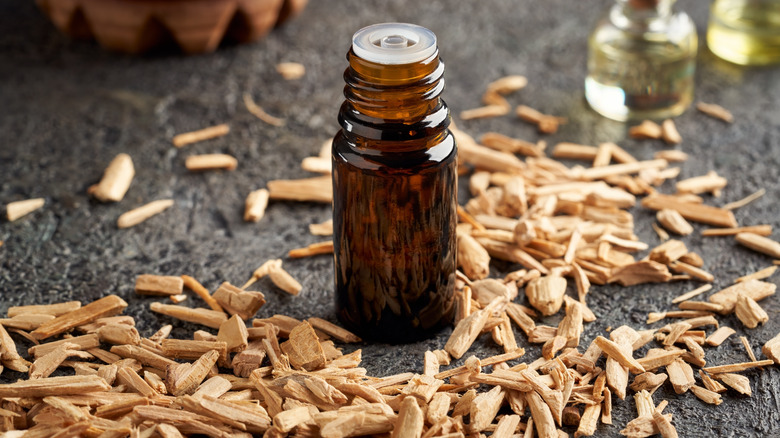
<box><xmin>1</xmin><ymin>0</ymin><xmax>779</xmax><ymax>436</ymax></box>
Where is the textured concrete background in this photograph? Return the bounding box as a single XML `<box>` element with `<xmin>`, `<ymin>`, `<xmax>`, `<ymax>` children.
<box><xmin>1</xmin><ymin>0</ymin><xmax>779</xmax><ymax>436</ymax></box>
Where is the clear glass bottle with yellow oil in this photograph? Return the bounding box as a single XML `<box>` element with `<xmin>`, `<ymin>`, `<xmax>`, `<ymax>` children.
<box><xmin>708</xmin><ymin>0</ymin><xmax>780</xmax><ymax>65</ymax></box>
<box><xmin>332</xmin><ymin>23</ymin><xmax>457</xmax><ymax>343</ymax></box>
<box><xmin>585</xmin><ymin>0</ymin><xmax>698</xmax><ymax>121</ymax></box>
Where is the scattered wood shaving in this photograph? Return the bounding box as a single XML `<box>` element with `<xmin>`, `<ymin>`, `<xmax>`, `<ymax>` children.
<box><xmin>628</xmin><ymin>120</ymin><xmax>662</xmax><ymax>139</ymax></box>
<box><xmin>723</xmin><ymin>188</ymin><xmax>766</xmax><ymax>210</ymax></box>
<box><xmin>185</xmin><ymin>154</ymin><xmax>238</xmax><ymax>171</ymax></box>
<box><xmin>672</xmin><ymin>284</ymin><xmax>712</xmax><ymax>304</ymax></box>
<box><xmin>244</xmin><ymin>188</ymin><xmax>270</xmax><ymax>222</ymax></box>
<box><xmin>6</xmin><ymin>198</ymin><xmax>45</xmax><ymax>222</ymax></box>
<box><xmin>660</xmin><ymin>119</ymin><xmax>682</xmax><ymax>144</ymax></box>
<box><xmin>267</xmin><ymin>176</ymin><xmax>332</xmax><ymax>203</ymax></box>
<box><xmin>735</xmin><ymin>232</ymin><xmax>780</xmax><ymax>259</ymax></box>
<box><xmin>460</xmin><ymin>105</ymin><xmax>510</xmax><ymax>120</ymax></box>
<box><xmin>88</xmin><ymin>153</ymin><xmax>135</xmax><ymax>202</ymax></box>
<box><xmin>696</xmin><ymin>102</ymin><xmax>734</xmax><ymax>123</ymax></box>
<box><xmin>243</xmin><ymin>93</ymin><xmax>285</xmax><ymax>126</ymax></box>
<box><xmin>516</xmin><ymin>105</ymin><xmax>566</xmax><ymax>134</ymax></box>
<box><xmin>276</xmin><ymin>62</ymin><xmax>305</xmax><ymax>80</ymax></box>
<box><xmin>117</xmin><ymin>199</ymin><xmax>174</xmax><ymax>229</ymax></box>
<box><xmin>172</xmin><ymin>123</ymin><xmax>230</xmax><ymax>148</ymax></box>
<box><xmin>288</xmin><ymin>240</ymin><xmax>334</xmax><ymax>258</ymax></box>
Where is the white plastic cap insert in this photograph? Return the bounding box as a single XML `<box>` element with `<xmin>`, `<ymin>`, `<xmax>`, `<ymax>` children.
<box><xmin>352</xmin><ymin>23</ymin><xmax>437</xmax><ymax>65</ymax></box>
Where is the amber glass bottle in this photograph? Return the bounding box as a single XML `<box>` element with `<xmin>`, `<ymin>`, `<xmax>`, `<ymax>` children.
<box><xmin>332</xmin><ymin>23</ymin><xmax>457</xmax><ymax>343</ymax></box>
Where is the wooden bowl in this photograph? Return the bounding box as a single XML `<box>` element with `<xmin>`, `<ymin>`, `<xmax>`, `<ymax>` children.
<box><xmin>36</xmin><ymin>0</ymin><xmax>308</xmax><ymax>54</ymax></box>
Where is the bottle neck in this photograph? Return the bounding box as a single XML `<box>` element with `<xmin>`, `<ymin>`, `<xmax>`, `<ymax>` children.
<box><xmin>339</xmin><ymin>49</ymin><xmax>449</xmax><ymax>151</ymax></box>
<box><xmin>612</xmin><ymin>0</ymin><xmax>676</xmax><ymax>31</ymax></box>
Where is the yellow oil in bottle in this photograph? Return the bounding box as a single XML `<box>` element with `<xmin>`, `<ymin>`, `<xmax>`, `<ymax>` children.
<box><xmin>707</xmin><ymin>0</ymin><xmax>780</xmax><ymax>65</ymax></box>
<box><xmin>585</xmin><ymin>0</ymin><xmax>697</xmax><ymax>121</ymax></box>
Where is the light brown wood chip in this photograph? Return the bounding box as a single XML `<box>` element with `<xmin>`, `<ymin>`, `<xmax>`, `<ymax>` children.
<box><xmin>88</xmin><ymin>153</ymin><xmax>135</xmax><ymax>202</ymax></box>
<box><xmin>117</xmin><ymin>199</ymin><xmax>174</xmax><ymax>229</ymax></box>
<box><xmin>172</xmin><ymin>123</ymin><xmax>229</xmax><ymax>147</ymax></box>
<box><xmin>735</xmin><ymin>232</ymin><xmax>780</xmax><ymax>259</ymax></box>
<box><xmin>457</xmin><ymin>228</ymin><xmax>490</xmax><ymax>280</ymax></box>
<box><xmin>628</xmin><ymin>120</ymin><xmax>662</xmax><ymax>139</ymax></box>
<box><xmin>0</xmin><ymin>375</ymin><xmax>110</xmax><ymax>397</ymax></box>
<box><xmin>244</xmin><ymin>188</ymin><xmax>270</xmax><ymax>222</ymax></box>
<box><xmin>445</xmin><ymin>298</ymin><xmax>504</xmax><ymax>359</ymax></box>
<box><xmin>660</xmin><ymin>119</ymin><xmax>682</xmax><ymax>144</ymax></box>
<box><xmin>268</xmin><ymin>263</ymin><xmax>303</xmax><ymax>296</ymax></box>
<box><xmin>288</xmin><ymin>240</ymin><xmax>334</xmax><ymax>258</ymax></box>
<box><xmin>576</xmin><ymin>403</ymin><xmax>601</xmax><ymax>437</ymax></box>
<box><xmin>666</xmin><ymin>358</ymin><xmax>695</xmax><ymax>394</ymax></box>
<box><xmin>641</xmin><ymin>194</ymin><xmax>737</xmax><ymax>228</ymax></box>
<box><xmin>676</xmin><ymin>171</ymin><xmax>727</xmax><ymax>196</ymax></box>
<box><xmin>185</xmin><ymin>154</ymin><xmax>238</xmax><ymax>171</ymax></box>
<box><xmin>8</xmin><ymin>301</ymin><xmax>81</xmax><ymax>318</ymax></box>
<box><xmin>703</xmin><ymin>359</ymin><xmax>774</xmax><ymax>374</ymax></box>
<box><xmin>6</xmin><ymin>198</ymin><xmax>45</xmax><ymax>222</ymax></box>
<box><xmin>493</xmin><ymin>414</ymin><xmax>521</xmax><ymax>438</ymax></box>
<box><xmin>487</xmin><ymin>75</ymin><xmax>528</xmax><ymax>95</ymax></box>
<box><xmin>652</xmin><ymin>408</ymin><xmax>679</xmax><ymax>438</ymax></box>
<box><xmin>279</xmin><ymin>321</ymin><xmax>326</xmax><ymax>371</ymax></box>
<box><xmin>267</xmin><ymin>176</ymin><xmax>333</xmax><ymax>203</ymax></box>
<box><xmin>552</xmin><ymin>142</ymin><xmax>598</xmax><ymax>160</ymax></box>
<box><xmin>696</xmin><ymin>102</ymin><xmax>734</xmax><ymax>123</ymax></box>
<box><xmin>734</xmin><ymin>294</ymin><xmax>768</xmax><ymax>328</ymax></box>
<box><xmin>713</xmin><ymin>372</ymin><xmax>751</xmax><ymax>395</ymax></box>
<box><xmin>217</xmin><ymin>314</ymin><xmax>248</xmax><ymax>353</ymax></box>
<box><xmin>525</xmin><ymin>390</ymin><xmax>557</xmax><ymax>438</ymax></box>
<box><xmin>31</xmin><ymin>295</ymin><xmax>127</xmax><ymax>340</ymax></box>
<box><xmin>578</xmin><ymin>159</ymin><xmax>667</xmax><ymax>181</ymax></box>
<box><xmin>762</xmin><ymin>332</ymin><xmax>780</xmax><ymax>365</ymax></box>
<box><xmin>150</xmin><ymin>302</ymin><xmax>227</xmax><ymax>329</ymax></box>
<box><xmin>705</xmin><ymin>326</ymin><xmax>736</xmax><ymax>347</ymax></box>
<box><xmin>656</xmin><ymin>209</ymin><xmax>693</xmax><ymax>235</ymax></box>
<box><xmin>308</xmin><ymin>317</ymin><xmax>361</xmax><ymax>343</ymax></box>
<box><xmin>736</xmin><ymin>266</ymin><xmax>777</xmax><ymax>283</ymax></box>
<box><xmin>701</xmin><ymin>225</ymin><xmax>772</xmax><ymax>237</ymax></box>
<box><xmin>135</xmin><ymin>274</ymin><xmax>184</xmax><ymax>296</ymax></box>
<box><xmin>593</xmin><ymin>336</ymin><xmax>645</xmax><ymax>374</ymax></box>
<box><xmin>525</xmin><ymin>276</ymin><xmax>566</xmax><ymax>316</ymax></box>
<box><xmin>212</xmin><ymin>282</ymin><xmax>266</xmax><ymax>320</ymax></box>
<box><xmin>276</xmin><ymin>62</ymin><xmax>305</xmax><ymax>80</ymax></box>
<box><xmin>708</xmin><ymin>279</ymin><xmax>776</xmax><ymax>314</ymax></box>
<box><xmin>516</xmin><ymin>105</ymin><xmax>566</xmax><ymax>134</ymax></box>
<box><xmin>724</xmin><ymin>188</ymin><xmax>766</xmax><ymax>210</ymax></box>
<box><xmin>181</xmin><ymin>275</ymin><xmax>223</xmax><ymax>312</ymax></box>
<box><xmin>244</xmin><ymin>93</ymin><xmax>285</xmax><ymax>126</ymax></box>
<box><xmin>391</xmin><ymin>396</ymin><xmax>423</xmax><ymax>438</ymax></box>
<box><xmin>460</xmin><ymin>105</ymin><xmax>510</xmax><ymax>120</ymax></box>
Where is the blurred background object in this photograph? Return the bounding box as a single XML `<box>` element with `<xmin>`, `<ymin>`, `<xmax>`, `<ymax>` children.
<box><xmin>707</xmin><ymin>0</ymin><xmax>780</xmax><ymax>65</ymax></box>
<box><xmin>35</xmin><ymin>0</ymin><xmax>308</xmax><ymax>54</ymax></box>
<box><xmin>585</xmin><ymin>0</ymin><xmax>697</xmax><ymax>122</ymax></box>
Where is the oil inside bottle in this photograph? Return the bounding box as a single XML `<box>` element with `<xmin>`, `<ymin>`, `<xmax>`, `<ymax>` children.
<box><xmin>585</xmin><ymin>0</ymin><xmax>697</xmax><ymax>121</ymax></box>
<box><xmin>707</xmin><ymin>0</ymin><xmax>780</xmax><ymax>66</ymax></box>
<box><xmin>332</xmin><ymin>24</ymin><xmax>457</xmax><ymax>343</ymax></box>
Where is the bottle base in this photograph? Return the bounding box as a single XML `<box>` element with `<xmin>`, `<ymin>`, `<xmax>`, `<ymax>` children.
<box><xmin>585</xmin><ymin>77</ymin><xmax>692</xmax><ymax>122</ymax></box>
<box><xmin>337</xmin><ymin>313</ymin><xmax>452</xmax><ymax>344</ymax></box>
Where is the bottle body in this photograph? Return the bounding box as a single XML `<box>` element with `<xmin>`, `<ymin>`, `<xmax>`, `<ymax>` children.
<box><xmin>585</xmin><ymin>0</ymin><xmax>697</xmax><ymax>121</ymax></box>
<box><xmin>332</xmin><ymin>25</ymin><xmax>457</xmax><ymax>343</ymax></box>
<box><xmin>707</xmin><ymin>0</ymin><xmax>780</xmax><ymax>66</ymax></box>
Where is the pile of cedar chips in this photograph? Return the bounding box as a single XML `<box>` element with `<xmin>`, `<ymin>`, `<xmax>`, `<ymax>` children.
<box><xmin>1</xmin><ymin>75</ymin><xmax>780</xmax><ymax>438</ymax></box>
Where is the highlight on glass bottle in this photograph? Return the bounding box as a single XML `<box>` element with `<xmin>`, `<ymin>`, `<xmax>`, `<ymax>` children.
<box><xmin>707</xmin><ymin>0</ymin><xmax>780</xmax><ymax>66</ymax></box>
<box><xmin>331</xmin><ymin>23</ymin><xmax>457</xmax><ymax>343</ymax></box>
<box><xmin>585</xmin><ymin>0</ymin><xmax>698</xmax><ymax>122</ymax></box>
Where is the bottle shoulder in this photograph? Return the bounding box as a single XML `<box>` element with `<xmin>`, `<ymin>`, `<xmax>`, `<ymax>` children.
<box><xmin>333</xmin><ymin>130</ymin><xmax>456</xmax><ymax>172</ymax></box>
<box><xmin>591</xmin><ymin>7</ymin><xmax>697</xmax><ymax>49</ymax></box>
